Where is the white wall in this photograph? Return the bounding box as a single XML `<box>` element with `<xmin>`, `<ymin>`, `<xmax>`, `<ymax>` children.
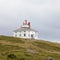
<box><xmin>13</xmin><ymin>31</ymin><xmax>38</xmax><ymax>39</ymax></box>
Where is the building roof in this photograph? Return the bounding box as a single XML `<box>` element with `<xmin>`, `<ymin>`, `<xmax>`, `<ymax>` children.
<box><xmin>14</xmin><ymin>27</ymin><xmax>38</xmax><ymax>33</ymax></box>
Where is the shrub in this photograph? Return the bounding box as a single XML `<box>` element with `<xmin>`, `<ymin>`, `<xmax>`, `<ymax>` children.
<box><xmin>7</xmin><ymin>54</ymin><xmax>16</xmax><ymax>59</ymax></box>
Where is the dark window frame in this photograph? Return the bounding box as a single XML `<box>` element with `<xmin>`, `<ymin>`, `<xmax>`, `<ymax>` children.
<box><xmin>24</xmin><ymin>34</ymin><xmax>26</xmax><ymax>37</ymax></box>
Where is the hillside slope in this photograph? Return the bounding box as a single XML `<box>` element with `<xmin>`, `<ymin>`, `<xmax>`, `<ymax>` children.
<box><xmin>0</xmin><ymin>36</ymin><xmax>60</xmax><ymax>60</ymax></box>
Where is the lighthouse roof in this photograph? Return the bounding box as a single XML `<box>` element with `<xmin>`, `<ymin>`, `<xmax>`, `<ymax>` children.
<box><xmin>14</xmin><ymin>27</ymin><xmax>38</xmax><ymax>33</ymax></box>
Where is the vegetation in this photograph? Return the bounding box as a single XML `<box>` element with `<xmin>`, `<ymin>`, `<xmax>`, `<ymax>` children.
<box><xmin>0</xmin><ymin>35</ymin><xmax>60</xmax><ymax>60</ymax></box>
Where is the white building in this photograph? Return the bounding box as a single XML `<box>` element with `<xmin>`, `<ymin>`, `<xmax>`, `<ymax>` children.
<box><xmin>13</xmin><ymin>20</ymin><xmax>38</xmax><ymax>39</ymax></box>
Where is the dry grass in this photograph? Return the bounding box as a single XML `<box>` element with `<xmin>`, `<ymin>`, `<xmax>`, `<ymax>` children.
<box><xmin>0</xmin><ymin>35</ymin><xmax>60</xmax><ymax>60</ymax></box>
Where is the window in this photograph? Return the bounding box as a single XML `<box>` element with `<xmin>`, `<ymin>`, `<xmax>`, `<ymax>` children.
<box><xmin>15</xmin><ymin>34</ymin><xmax>17</xmax><ymax>37</ymax></box>
<box><xmin>19</xmin><ymin>34</ymin><xmax>21</xmax><ymax>36</ymax></box>
<box><xmin>24</xmin><ymin>31</ymin><xmax>26</xmax><ymax>32</ymax></box>
<box><xmin>24</xmin><ymin>34</ymin><xmax>26</xmax><ymax>37</ymax></box>
<box><xmin>31</xmin><ymin>34</ymin><xmax>33</xmax><ymax>38</ymax></box>
<box><xmin>31</xmin><ymin>34</ymin><xmax>34</xmax><ymax>39</ymax></box>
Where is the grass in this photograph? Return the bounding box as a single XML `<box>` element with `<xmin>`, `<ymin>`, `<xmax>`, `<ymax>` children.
<box><xmin>0</xmin><ymin>35</ymin><xmax>60</xmax><ymax>60</ymax></box>
<box><xmin>0</xmin><ymin>35</ymin><xmax>25</xmax><ymax>43</ymax></box>
<box><xmin>33</xmin><ymin>41</ymin><xmax>60</xmax><ymax>52</ymax></box>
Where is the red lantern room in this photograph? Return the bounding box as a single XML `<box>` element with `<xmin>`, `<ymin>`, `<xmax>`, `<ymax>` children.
<box><xmin>22</xmin><ymin>20</ymin><xmax>30</xmax><ymax>28</ymax></box>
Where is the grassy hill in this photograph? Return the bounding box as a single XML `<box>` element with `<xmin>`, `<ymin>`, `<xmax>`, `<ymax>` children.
<box><xmin>0</xmin><ymin>36</ymin><xmax>60</xmax><ymax>60</ymax></box>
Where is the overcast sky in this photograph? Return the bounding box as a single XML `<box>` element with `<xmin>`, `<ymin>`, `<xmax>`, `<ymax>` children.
<box><xmin>0</xmin><ymin>0</ymin><xmax>60</xmax><ymax>42</ymax></box>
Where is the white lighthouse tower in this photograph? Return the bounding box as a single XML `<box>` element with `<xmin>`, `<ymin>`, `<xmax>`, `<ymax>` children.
<box><xmin>13</xmin><ymin>20</ymin><xmax>38</xmax><ymax>39</ymax></box>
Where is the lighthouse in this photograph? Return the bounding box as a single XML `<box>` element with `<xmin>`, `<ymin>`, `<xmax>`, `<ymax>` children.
<box><xmin>13</xmin><ymin>20</ymin><xmax>38</xmax><ymax>39</ymax></box>
<box><xmin>22</xmin><ymin>20</ymin><xmax>30</xmax><ymax>28</ymax></box>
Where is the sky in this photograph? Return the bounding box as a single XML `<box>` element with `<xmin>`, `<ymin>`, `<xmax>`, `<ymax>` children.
<box><xmin>0</xmin><ymin>0</ymin><xmax>60</xmax><ymax>42</ymax></box>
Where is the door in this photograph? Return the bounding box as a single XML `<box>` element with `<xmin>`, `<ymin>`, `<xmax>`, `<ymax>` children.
<box><xmin>31</xmin><ymin>34</ymin><xmax>34</xmax><ymax>39</ymax></box>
